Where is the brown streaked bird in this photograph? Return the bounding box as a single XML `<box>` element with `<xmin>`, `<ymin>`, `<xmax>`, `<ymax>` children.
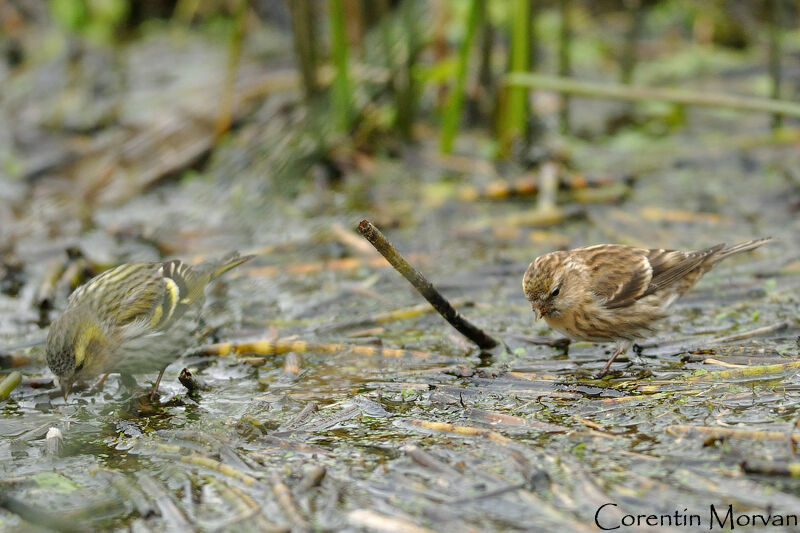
<box><xmin>522</xmin><ymin>238</ymin><xmax>772</xmax><ymax>375</ymax></box>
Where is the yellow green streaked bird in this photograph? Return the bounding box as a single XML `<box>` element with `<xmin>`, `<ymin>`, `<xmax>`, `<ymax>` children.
<box><xmin>46</xmin><ymin>252</ymin><xmax>252</xmax><ymax>401</ymax></box>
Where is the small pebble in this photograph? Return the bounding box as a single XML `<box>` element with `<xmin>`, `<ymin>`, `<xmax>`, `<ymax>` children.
<box><xmin>45</xmin><ymin>427</ymin><xmax>63</xmax><ymax>456</ymax></box>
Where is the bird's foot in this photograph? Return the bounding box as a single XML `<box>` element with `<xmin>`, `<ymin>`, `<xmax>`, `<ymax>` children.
<box><xmin>597</xmin><ymin>345</ymin><xmax>628</xmax><ymax>378</ymax></box>
<box><xmin>149</xmin><ymin>366</ymin><xmax>167</xmax><ymax>402</ymax></box>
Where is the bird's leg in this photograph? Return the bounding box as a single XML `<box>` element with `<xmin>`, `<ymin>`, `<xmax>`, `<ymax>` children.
<box><xmin>150</xmin><ymin>366</ymin><xmax>167</xmax><ymax>401</ymax></box>
<box><xmin>89</xmin><ymin>373</ymin><xmax>110</xmax><ymax>393</ymax></box>
<box><xmin>598</xmin><ymin>341</ymin><xmax>631</xmax><ymax>377</ymax></box>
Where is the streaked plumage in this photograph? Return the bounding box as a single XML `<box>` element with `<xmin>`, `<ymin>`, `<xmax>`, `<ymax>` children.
<box><xmin>522</xmin><ymin>238</ymin><xmax>772</xmax><ymax>375</ymax></box>
<box><xmin>46</xmin><ymin>252</ymin><xmax>252</xmax><ymax>399</ymax></box>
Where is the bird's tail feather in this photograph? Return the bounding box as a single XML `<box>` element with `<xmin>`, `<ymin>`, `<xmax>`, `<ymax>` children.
<box><xmin>716</xmin><ymin>237</ymin><xmax>773</xmax><ymax>261</ymax></box>
<box><xmin>209</xmin><ymin>252</ymin><xmax>254</xmax><ymax>279</ymax></box>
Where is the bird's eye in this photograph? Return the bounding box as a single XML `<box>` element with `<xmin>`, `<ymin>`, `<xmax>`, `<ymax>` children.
<box><xmin>550</xmin><ymin>287</ymin><xmax>560</xmax><ymax>298</ymax></box>
<box><xmin>75</xmin><ymin>362</ymin><xmax>84</xmax><ymax>372</ymax></box>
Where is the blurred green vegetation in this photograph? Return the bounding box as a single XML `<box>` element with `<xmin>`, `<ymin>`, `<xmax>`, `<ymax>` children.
<box><xmin>8</xmin><ymin>0</ymin><xmax>796</xmax><ymax>166</ymax></box>
<box><xmin>49</xmin><ymin>0</ymin><xmax>129</xmax><ymax>44</ymax></box>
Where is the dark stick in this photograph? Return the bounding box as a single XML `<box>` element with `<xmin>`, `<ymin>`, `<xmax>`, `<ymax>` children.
<box><xmin>741</xmin><ymin>459</ymin><xmax>800</xmax><ymax>477</ymax></box>
<box><xmin>357</xmin><ymin>220</ymin><xmax>499</xmax><ymax>350</ymax></box>
<box><xmin>178</xmin><ymin>368</ymin><xmax>207</xmax><ymax>393</ymax></box>
<box><xmin>179</xmin><ymin>368</ymin><xmax>198</xmax><ymax>393</ymax></box>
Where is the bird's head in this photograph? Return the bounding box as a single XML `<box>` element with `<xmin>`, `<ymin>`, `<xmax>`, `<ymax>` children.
<box><xmin>523</xmin><ymin>251</ymin><xmax>579</xmax><ymax>321</ymax></box>
<box><xmin>46</xmin><ymin>306</ymin><xmax>110</xmax><ymax>400</ymax></box>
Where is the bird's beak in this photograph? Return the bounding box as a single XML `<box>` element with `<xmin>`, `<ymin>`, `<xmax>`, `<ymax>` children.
<box><xmin>61</xmin><ymin>380</ymin><xmax>72</xmax><ymax>401</ymax></box>
<box><xmin>531</xmin><ymin>304</ymin><xmax>541</xmax><ymax>322</ymax></box>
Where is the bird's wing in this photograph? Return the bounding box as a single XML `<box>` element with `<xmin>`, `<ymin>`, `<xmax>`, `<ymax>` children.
<box><xmin>581</xmin><ymin>245</ymin><xmax>654</xmax><ymax>309</ymax></box>
<box><xmin>641</xmin><ymin>243</ymin><xmax>724</xmax><ymax>296</ymax></box>
<box><xmin>71</xmin><ymin>261</ymin><xmax>203</xmax><ymax>331</ymax></box>
<box><xmin>584</xmin><ymin>244</ymin><xmax>724</xmax><ymax>309</ymax></box>
<box><xmin>111</xmin><ymin>265</ymin><xmax>170</xmax><ymax>327</ymax></box>
<box><xmin>134</xmin><ymin>260</ymin><xmax>204</xmax><ymax>330</ymax></box>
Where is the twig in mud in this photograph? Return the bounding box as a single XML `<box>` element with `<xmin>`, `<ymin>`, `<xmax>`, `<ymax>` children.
<box><xmin>346</xmin><ymin>327</ymin><xmax>384</xmax><ymax>338</ymax></box>
<box><xmin>465</xmin><ymin>408</ymin><xmax>569</xmax><ymax>432</ymax></box>
<box><xmin>741</xmin><ymin>459</ymin><xmax>800</xmax><ymax>478</ymax></box>
<box><xmin>281</xmin><ymin>402</ymin><xmax>319</xmax><ymax>431</ymax></box>
<box><xmin>270</xmin><ymin>472</ymin><xmax>310</xmax><ymax>532</ymax></box>
<box><xmin>572</xmin><ymin>417</ymin><xmax>619</xmax><ymax>439</ymax></box>
<box><xmin>145</xmin><ymin>439</ymin><xmax>259</xmax><ymax>486</ymax></box>
<box><xmin>505</xmin><ymin>371</ymin><xmax>560</xmax><ymax>382</ymax></box>
<box><xmin>688</xmin><ymin>360</ymin><xmax>800</xmax><ymax>381</ymax></box>
<box><xmin>135</xmin><ymin>473</ymin><xmax>193</xmax><ymax>531</ymax></box>
<box><xmin>208</xmin><ymin>482</ymin><xmax>264</xmax><ymax>531</ymax></box>
<box><xmin>641</xmin><ymin>321</ymin><xmax>792</xmax><ymax>356</ymax></box>
<box><xmin>708</xmin><ymin>321</ymin><xmax>789</xmax><ymax>344</ymax></box>
<box><xmin>505</xmin><ymin>73</ymin><xmax>800</xmax><ymax>118</ymax></box>
<box><xmin>402</xmin><ymin>445</ymin><xmax>463</xmax><ymax>477</ymax></box>
<box><xmin>241</xmin><ymin>357</ymin><xmax>269</xmax><ymax>366</ymax></box>
<box><xmin>666</xmin><ymin>425</ymin><xmax>800</xmax><ymax>443</ymax></box>
<box><xmin>357</xmin><ymin>220</ymin><xmax>499</xmax><ymax>350</ymax></box>
<box><xmin>212</xmin><ymin>480</ymin><xmax>286</xmax><ymax>532</ymax></box>
<box><xmin>597</xmin><ymin>391</ymin><xmax>704</xmax><ymax>406</ymax></box>
<box><xmin>348</xmin><ymin>509</ymin><xmax>436</xmax><ymax>533</ymax></box>
<box><xmin>683</xmin><ymin>351</ymin><xmax>781</xmax><ymax>364</ymax></box>
<box><xmin>407</xmin><ymin>418</ymin><xmax>511</xmax><ymax>445</ymax></box>
<box><xmin>702</xmin><ymin>358</ymin><xmax>747</xmax><ymax>369</ymax></box>
<box><xmin>196</xmin><ymin>339</ymin><xmax>441</xmax><ymax>360</ymax></box>
<box><xmin>0</xmin><ymin>371</ymin><xmax>22</xmax><ymax>400</ymax></box>
<box><xmin>180</xmin><ymin>454</ymin><xmax>259</xmax><ymax>486</ymax></box>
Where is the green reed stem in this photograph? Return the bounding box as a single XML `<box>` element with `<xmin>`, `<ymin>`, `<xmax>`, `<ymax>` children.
<box><xmin>505</xmin><ymin>73</ymin><xmax>800</xmax><ymax>118</ymax></box>
<box><xmin>439</xmin><ymin>0</ymin><xmax>481</xmax><ymax>154</ymax></box>
<box><xmin>328</xmin><ymin>0</ymin><xmax>352</xmax><ymax>132</ymax></box>
<box><xmin>0</xmin><ymin>371</ymin><xmax>21</xmax><ymax>401</ymax></box>
<box><xmin>499</xmin><ymin>0</ymin><xmax>530</xmax><ymax>157</ymax></box>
